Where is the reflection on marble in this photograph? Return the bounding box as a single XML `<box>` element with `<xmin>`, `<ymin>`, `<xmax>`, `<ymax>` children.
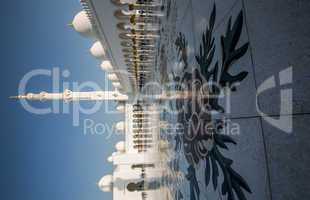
<box><xmin>161</xmin><ymin>2</ymin><xmax>253</xmax><ymax>199</ymax></box>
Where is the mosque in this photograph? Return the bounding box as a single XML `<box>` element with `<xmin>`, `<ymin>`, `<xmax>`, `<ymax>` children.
<box><xmin>12</xmin><ymin>0</ymin><xmax>310</xmax><ymax>200</ymax></box>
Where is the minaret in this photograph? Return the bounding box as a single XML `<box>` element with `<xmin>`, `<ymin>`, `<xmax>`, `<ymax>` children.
<box><xmin>10</xmin><ymin>90</ymin><xmax>128</xmax><ymax>102</ymax></box>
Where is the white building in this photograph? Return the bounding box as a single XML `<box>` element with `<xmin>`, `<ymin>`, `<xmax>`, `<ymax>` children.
<box><xmin>12</xmin><ymin>0</ymin><xmax>180</xmax><ymax>199</ymax></box>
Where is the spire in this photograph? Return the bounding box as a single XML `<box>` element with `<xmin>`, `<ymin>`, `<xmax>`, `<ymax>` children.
<box><xmin>9</xmin><ymin>95</ymin><xmax>26</xmax><ymax>99</ymax></box>
<box><xmin>67</xmin><ymin>22</ymin><xmax>74</xmax><ymax>28</ymax></box>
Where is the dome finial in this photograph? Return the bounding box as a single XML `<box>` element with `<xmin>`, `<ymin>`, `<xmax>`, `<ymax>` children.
<box><xmin>67</xmin><ymin>22</ymin><xmax>74</xmax><ymax>28</ymax></box>
<box><xmin>9</xmin><ymin>96</ymin><xmax>18</xmax><ymax>99</ymax></box>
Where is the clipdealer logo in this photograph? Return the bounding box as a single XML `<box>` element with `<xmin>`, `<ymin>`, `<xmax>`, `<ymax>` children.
<box><xmin>256</xmin><ymin>67</ymin><xmax>293</xmax><ymax>134</ymax></box>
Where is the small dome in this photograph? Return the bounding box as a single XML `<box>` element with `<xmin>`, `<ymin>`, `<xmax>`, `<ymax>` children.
<box><xmin>107</xmin><ymin>73</ymin><xmax>119</xmax><ymax>81</ymax></box>
<box><xmin>112</xmin><ymin>82</ymin><xmax>122</xmax><ymax>90</ymax></box>
<box><xmin>115</xmin><ymin>121</ymin><xmax>125</xmax><ymax>132</ymax></box>
<box><xmin>98</xmin><ymin>175</ymin><xmax>113</xmax><ymax>192</ymax></box>
<box><xmin>115</xmin><ymin>141</ymin><xmax>125</xmax><ymax>152</ymax></box>
<box><xmin>107</xmin><ymin>156</ymin><xmax>113</xmax><ymax>163</ymax></box>
<box><xmin>100</xmin><ymin>60</ymin><xmax>114</xmax><ymax>72</ymax></box>
<box><xmin>72</xmin><ymin>11</ymin><xmax>95</xmax><ymax>38</ymax></box>
<box><xmin>116</xmin><ymin>104</ymin><xmax>125</xmax><ymax>112</ymax></box>
<box><xmin>90</xmin><ymin>41</ymin><xmax>105</xmax><ymax>59</ymax></box>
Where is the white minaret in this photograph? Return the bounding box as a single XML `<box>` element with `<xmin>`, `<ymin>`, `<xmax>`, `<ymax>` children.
<box><xmin>10</xmin><ymin>89</ymin><xmax>128</xmax><ymax>102</ymax></box>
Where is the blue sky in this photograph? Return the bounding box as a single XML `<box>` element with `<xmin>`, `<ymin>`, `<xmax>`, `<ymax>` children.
<box><xmin>1</xmin><ymin>0</ymin><xmax>121</xmax><ymax>199</ymax></box>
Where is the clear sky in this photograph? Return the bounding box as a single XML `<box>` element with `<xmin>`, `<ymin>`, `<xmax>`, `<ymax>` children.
<box><xmin>1</xmin><ymin>0</ymin><xmax>121</xmax><ymax>199</ymax></box>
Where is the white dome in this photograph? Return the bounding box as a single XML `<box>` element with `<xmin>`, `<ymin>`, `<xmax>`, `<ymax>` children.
<box><xmin>100</xmin><ymin>60</ymin><xmax>114</xmax><ymax>72</ymax></box>
<box><xmin>98</xmin><ymin>175</ymin><xmax>113</xmax><ymax>192</ymax></box>
<box><xmin>107</xmin><ymin>156</ymin><xmax>113</xmax><ymax>163</ymax></box>
<box><xmin>115</xmin><ymin>121</ymin><xmax>125</xmax><ymax>132</ymax></box>
<box><xmin>116</xmin><ymin>104</ymin><xmax>125</xmax><ymax>112</ymax></box>
<box><xmin>72</xmin><ymin>11</ymin><xmax>95</xmax><ymax>38</ymax></box>
<box><xmin>112</xmin><ymin>82</ymin><xmax>122</xmax><ymax>90</ymax></box>
<box><xmin>90</xmin><ymin>41</ymin><xmax>105</xmax><ymax>59</ymax></box>
<box><xmin>115</xmin><ymin>141</ymin><xmax>125</xmax><ymax>152</ymax></box>
<box><xmin>107</xmin><ymin>73</ymin><xmax>119</xmax><ymax>81</ymax></box>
